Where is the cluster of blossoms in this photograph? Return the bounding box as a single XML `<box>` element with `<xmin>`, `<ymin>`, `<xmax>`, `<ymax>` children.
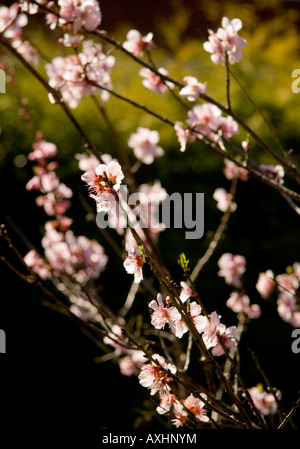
<box><xmin>25</xmin><ymin>136</ymin><xmax>73</xmax><ymax>221</ymax></box>
<box><xmin>140</xmin><ymin>67</ymin><xmax>174</xmax><ymax>95</ymax></box>
<box><xmin>213</xmin><ymin>155</ymin><xmax>250</xmax><ymax>214</ymax></box>
<box><xmin>149</xmin><ymin>293</ymin><xmax>237</xmax><ymax>356</ymax></box>
<box><xmin>80</xmin><ymin>150</ymin><xmax>168</xmax><ymax>284</ymax></box>
<box><xmin>186</xmin><ymin>103</ymin><xmax>239</xmax><ymax>143</ymax></box>
<box><xmin>40</xmin><ymin>222</ymin><xmax>108</xmax><ymax>285</ymax></box>
<box><xmin>138</xmin><ymin>354</ymin><xmax>209</xmax><ymax>427</ymax></box>
<box><xmin>218</xmin><ymin>253</ymin><xmax>246</xmax><ymax>289</ymax></box>
<box><xmin>24</xmin><ymin>137</ymin><xmax>108</xmax><ymax>289</ymax></box>
<box><xmin>179</xmin><ymin>76</ymin><xmax>206</xmax><ymax>102</ymax></box>
<box><xmin>128</xmin><ymin>127</ymin><xmax>164</xmax><ymax>165</ymax></box>
<box><xmin>226</xmin><ymin>292</ymin><xmax>261</xmax><ymax>320</ymax></box>
<box><xmin>123</xmin><ymin>29</ymin><xmax>154</xmax><ymax>57</ymax></box>
<box><xmin>58</xmin><ymin>0</ymin><xmax>101</xmax><ymax>32</ymax></box>
<box><xmin>256</xmin><ymin>263</ymin><xmax>300</xmax><ymax>327</ymax></box>
<box><xmin>0</xmin><ymin>2</ymin><xmax>38</xmax><ymax>64</ymax></box>
<box><xmin>223</xmin><ymin>159</ymin><xmax>249</xmax><ymax>182</ymax></box>
<box><xmin>213</xmin><ymin>187</ymin><xmax>237</xmax><ymax>213</ymax></box>
<box><xmin>123</xmin><ymin>244</ymin><xmax>144</xmax><ymax>284</ymax></box>
<box><xmin>203</xmin><ymin>16</ymin><xmax>247</xmax><ymax>66</ymax></box>
<box><xmin>218</xmin><ymin>253</ymin><xmax>261</xmax><ymax>319</ymax></box>
<box><xmin>248</xmin><ymin>385</ymin><xmax>281</xmax><ymax>416</ymax></box>
<box><xmin>259</xmin><ymin>164</ymin><xmax>285</xmax><ymax>185</ymax></box>
<box><xmin>81</xmin><ymin>159</ymin><xmax>124</xmax><ymax>214</ymax></box>
<box><xmin>46</xmin><ymin>40</ymin><xmax>115</xmax><ymax>108</ymax></box>
<box><xmin>174</xmin><ymin>103</ymin><xmax>240</xmax><ymax>154</ymax></box>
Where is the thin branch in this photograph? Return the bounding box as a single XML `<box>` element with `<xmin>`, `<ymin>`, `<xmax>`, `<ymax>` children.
<box><xmin>119</xmin><ymin>280</ymin><xmax>140</xmax><ymax>317</ymax></box>
<box><xmin>278</xmin><ymin>396</ymin><xmax>300</xmax><ymax>429</ymax></box>
<box><xmin>225</xmin><ymin>56</ymin><xmax>231</xmax><ymax>111</ymax></box>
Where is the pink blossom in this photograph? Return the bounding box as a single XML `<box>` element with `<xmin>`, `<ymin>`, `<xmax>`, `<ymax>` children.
<box><xmin>13</xmin><ymin>39</ymin><xmax>39</xmax><ymax>65</ymax></box>
<box><xmin>226</xmin><ymin>292</ymin><xmax>261</xmax><ymax>319</ymax></box>
<box><xmin>46</xmin><ymin>55</ymin><xmax>83</xmax><ymax>108</ymax></box>
<box><xmin>246</xmin><ymin>304</ymin><xmax>262</xmax><ymax>319</ymax></box>
<box><xmin>259</xmin><ymin>164</ymin><xmax>285</xmax><ymax>185</ymax></box>
<box><xmin>197</xmin><ymin>311</ymin><xmax>226</xmax><ymax>350</ymax></box>
<box><xmin>58</xmin><ymin>0</ymin><xmax>101</xmax><ymax>32</ymax></box>
<box><xmin>0</xmin><ymin>3</ymin><xmax>39</xmax><ymax>65</ymax></box>
<box><xmin>156</xmin><ymin>392</ymin><xmax>177</xmax><ymax>415</ymax></box>
<box><xmin>226</xmin><ymin>292</ymin><xmax>250</xmax><ymax>314</ymax></box>
<box><xmin>213</xmin><ymin>187</ymin><xmax>237</xmax><ymax>213</ymax></box>
<box><xmin>103</xmin><ymin>324</ymin><xmax>128</xmax><ymax>356</ymax></box>
<box><xmin>217</xmin><ymin>253</ymin><xmax>246</xmax><ymax>288</ymax></box>
<box><xmin>203</xmin><ymin>31</ymin><xmax>226</xmax><ymax>66</ymax></box>
<box><xmin>46</xmin><ymin>42</ymin><xmax>115</xmax><ymax>108</ymax></box>
<box><xmin>36</xmin><ymin>191</ymin><xmax>71</xmax><ymax>217</ymax></box>
<box><xmin>203</xmin><ymin>17</ymin><xmax>247</xmax><ymax>66</ymax></box>
<box><xmin>211</xmin><ymin>325</ymin><xmax>237</xmax><ymax>356</ymax></box>
<box><xmin>256</xmin><ymin>270</ymin><xmax>276</xmax><ymax>299</ymax></box>
<box><xmin>174</xmin><ymin>121</ymin><xmax>196</xmax><ymax>152</ymax></box>
<box><xmin>40</xmin><ymin>172</ymin><xmax>60</xmax><ymax>193</ymax></box>
<box><xmin>179</xmin><ymin>76</ymin><xmax>206</xmax><ymax>101</ymax></box>
<box><xmin>218</xmin><ymin>116</ymin><xmax>239</xmax><ymax>140</ymax></box>
<box><xmin>46</xmin><ymin>12</ymin><xmax>58</xmax><ymax>30</ymax></box>
<box><xmin>167</xmin><ymin>307</ymin><xmax>188</xmax><ymax>339</ymax></box>
<box><xmin>94</xmin><ymin>161</ymin><xmax>125</xmax><ymax>192</ymax></box>
<box><xmin>223</xmin><ymin>159</ymin><xmax>249</xmax><ymax>182</ymax></box>
<box><xmin>121</xmin><ymin>181</ymin><xmax>167</xmax><ymax>239</ymax></box>
<box><xmin>123</xmin><ymin>244</ymin><xmax>144</xmax><ymax>283</ymax></box>
<box><xmin>277</xmin><ymin>288</ymin><xmax>300</xmax><ymax>328</ymax></box>
<box><xmin>19</xmin><ymin>1</ymin><xmax>39</xmax><ymax>15</ymax></box>
<box><xmin>171</xmin><ymin>401</ymin><xmax>188</xmax><ymax>427</ymax></box>
<box><xmin>81</xmin><ymin>160</ymin><xmax>124</xmax><ymax>214</ymax></box>
<box><xmin>179</xmin><ymin>281</ymin><xmax>193</xmax><ymax>303</ymax></box>
<box><xmin>26</xmin><ymin>175</ymin><xmax>42</xmax><ymax>191</ymax></box>
<box><xmin>184</xmin><ymin>393</ymin><xmax>209</xmax><ymax>422</ymax></box>
<box><xmin>276</xmin><ymin>272</ymin><xmax>299</xmax><ymax>295</ymax></box>
<box><xmin>24</xmin><ymin>249</ymin><xmax>51</xmax><ymax>280</ymax></box>
<box><xmin>41</xmin><ymin>225</ymin><xmax>108</xmax><ymax>284</ymax></box>
<box><xmin>128</xmin><ymin>127</ymin><xmax>164</xmax><ymax>165</ymax></box>
<box><xmin>58</xmin><ymin>33</ymin><xmax>83</xmax><ymax>48</ymax></box>
<box><xmin>216</xmin><ymin>17</ymin><xmax>247</xmax><ymax>65</ymax></box>
<box><xmin>186</xmin><ymin>103</ymin><xmax>221</xmax><ymax>140</ymax></box>
<box><xmin>135</xmin><ymin>180</ymin><xmax>167</xmax><ymax>230</ymax></box>
<box><xmin>37</xmin><ymin>182</ymin><xmax>72</xmax><ymax>216</ymax></box>
<box><xmin>93</xmin><ymin>191</ymin><xmax>119</xmax><ymax>216</ymax></box>
<box><xmin>189</xmin><ymin>301</ymin><xmax>205</xmax><ymax>333</ymax></box>
<box><xmin>293</xmin><ymin>262</ymin><xmax>300</xmax><ymax>280</ymax></box>
<box><xmin>28</xmin><ymin>140</ymin><xmax>57</xmax><ymax>162</ymax></box>
<box><xmin>119</xmin><ymin>350</ymin><xmax>146</xmax><ymax>376</ymax></box>
<box><xmin>248</xmin><ymin>386</ymin><xmax>281</xmax><ymax>415</ymax></box>
<box><xmin>137</xmin><ymin>180</ymin><xmax>167</xmax><ymax>206</ymax></box>
<box><xmin>0</xmin><ymin>3</ymin><xmax>28</xmax><ymax>40</ymax></box>
<box><xmin>149</xmin><ymin>293</ymin><xmax>178</xmax><ymax>334</ymax></box>
<box><xmin>138</xmin><ymin>354</ymin><xmax>176</xmax><ymax>396</ymax></box>
<box><xmin>242</xmin><ymin>140</ymin><xmax>250</xmax><ymax>152</ymax></box>
<box><xmin>186</xmin><ymin>103</ymin><xmax>239</xmax><ymax>143</ymax></box>
<box><xmin>123</xmin><ymin>29</ymin><xmax>154</xmax><ymax>57</ymax></box>
<box><xmin>139</xmin><ymin>67</ymin><xmax>174</xmax><ymax>94</ymax></box>
<box><xmin>76</xmin><ymin>152</ymin><xmax>102</xmax><ymax>172</ymax></box>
